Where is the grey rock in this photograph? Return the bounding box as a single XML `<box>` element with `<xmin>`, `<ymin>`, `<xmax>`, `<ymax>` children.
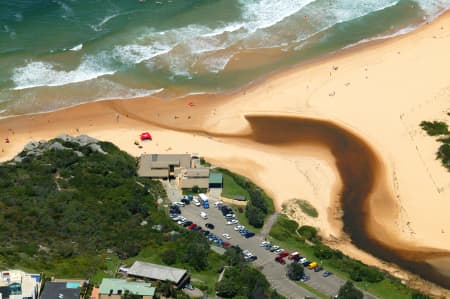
<box><xmin>56</xmin><ymin>133</ymin><xmax>74</xmax><ymax>142</ymax></box>
<box><xmin>49</xmin><ymin>142</ymin><xmax>68</xmax><ymax>151</ymax></box>
<box><xmin>89</xmin><ymin>143</ymin><xmax>107</xmax><ymax>155</ymax></box>
<box><xmin>24</xmin><ymin>141</ymin><xmax>40</xmax><ymax>151</ymax></box>
<box><xmin>74</xmin><ymin>150</ymin><xmax>84</xmax><ymax>157</ymax></box>
<box><xmin>74</xmin><ymin>135</ymin><xmax>98</xmax><ymax>146</ymax></box>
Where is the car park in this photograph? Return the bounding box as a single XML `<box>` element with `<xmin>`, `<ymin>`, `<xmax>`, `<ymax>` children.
<box><xmin>205</xmin><ymin>223</ymin><xmax>215</xmax><ymax>229</ymax></box>
<box><xmin>323</xmin><ymin>271</ymin><xmax>333</xmax><ymax>277</ymax></box>
<box><xmin>222</xmin><ymin>233</ymin><xmax>231</xmax><ymax>239</ymax></box>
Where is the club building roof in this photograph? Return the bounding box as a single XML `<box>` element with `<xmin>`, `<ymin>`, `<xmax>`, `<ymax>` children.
<box><xmin>127</xmin><ymin>261</ymin><xmax>188</xmax><ymax>286</ymax></box>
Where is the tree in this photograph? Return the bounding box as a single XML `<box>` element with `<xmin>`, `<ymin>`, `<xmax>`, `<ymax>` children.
<box><xmin>191</xmin><ymin>185</ymin><xmax>200</xmax><ymax>193</ymax></box>
<box><xmin>246</xmin><ymin>204</ymin><xmax>265</xmax><ymax>228</ymax></box>
<box><xmin>338</xmin><ymin>281</ymin><xmax>363</xmax><ymax>299</ymax></box>
<box><xmin>121</xmin><ymin>290</ymin><xmax>141</xmax><ymax>299</ymax></box>
<box><xmin>225</xmin><ymin>246</ymin><xmax>245</xmax><ymax>266</ymax></box>
<box><xmin>216</xmin><ymin>278</ymin><xmax>238</xmax><ymax>298</ymax></box>
<box><xmin>287</xmin><ymin>262</ymin><xmax>304</xmax><ymax>281</ymax></box>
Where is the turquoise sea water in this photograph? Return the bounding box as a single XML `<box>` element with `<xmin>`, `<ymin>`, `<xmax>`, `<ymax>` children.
<box><xmin>0</xmin><ymin>0</ymin><xmax>449</xmax><ymax>116</ymax></box>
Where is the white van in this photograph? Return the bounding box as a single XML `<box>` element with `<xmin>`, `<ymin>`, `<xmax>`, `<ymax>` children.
<box><xmin>200</xmin><ymin>212</ymin><xmax>208</xmax><ymax>219</ymax></box>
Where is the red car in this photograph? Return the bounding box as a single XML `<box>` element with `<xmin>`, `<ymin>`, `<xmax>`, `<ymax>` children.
<box><xmin>222</xmin><ymin>242</ymin><xmax>231</xmax><ymax>247</ymax></box>
<box><xmin>278</xmin><ymin>252</ymin><xmax>290</xmax><ymax>258</ymax></box>
<box><xmin>187</xmin><ymin>223</ymin><xmax>197</xmax><ymax>230</ymax></box>
<box><xmin>275</xmin><ymin>256</ymin><xmax>286</xmax><ymax>265</ymax></box>
<box><xmin>288</xmin><ymin>252</ymin><xmax>299</xmax><ymax>260</ymax></box>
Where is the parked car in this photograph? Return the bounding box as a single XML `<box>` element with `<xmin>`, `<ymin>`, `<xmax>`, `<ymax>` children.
<box><xmin>278</xmin><ymin>251</ymin><xmax>289</xmax><ymax>258</ymax></box>
<box><xmin>300</xmin><ymin>275</ymin><xmax>310</xmax><ymax>282</ymax></box>
<box><xmin>175</xmin><ymin>201</ymin><xmax>185</xmax><ymax>207</ymax></box>
<box><xmin>227</xmin><ymin>219</ymin><xmax>238</xmax><ymax>225</ymax></box>
<box><xmin>235</xmin><ymin>225</ymin><xmax>245</xmax><ymax>231</ymax></box>
<box><xmin>275</xmin><ymin>256</ymin><xmax>286</xmax><ymax>265</ymax></box>
<box><xmin>323</xmin><ymin>271</ymin><xmax>333</xmax><ymax>277</ymax></box>
<box><xmin>274</xmin><ymin>249</ymin><xmax>285</xmax><ymax>254</ymax></box>
<box><xmin>270</xmin><ymin>245</ymin><xmax>280</xmax><ymax>252</ymax></box>
<box><xmin>247</xmin><ymin>255</ymin><xmax>258</xmax><ymax>262</ymax></box>
<box><xmin>205</xmin><ymin>223</ymin><xmax>215</xmax><ymax>229</ymax></box>
<box><xmin>260</xmin><ymin>241</ymin><xmax>271</xmax><ymax>247</ymax></box>
<box><xmin>314</xmin><ymin>265</ymin><xmax>323</xmax><ymax>272</ymax></box>
<box><xmin>187</xmin><ymin>223</ymin><xmax>197</xmax><ymax>230</ymax></box>
<box><xmin>183</xmin><ymin>221</ymin><xmax>193</xmax><ymax>227</ymax></box>
<box><xmin>192</xmin><ymin>198</ymin><xmax>201</xmax><ymax>206</ymax></box>
<box><xmin>244</xmin><ymin>232</ymin><xmax>255</xmax><ymax>238</ymax></box>
<box><xmin>222</xmin><ymin>242</ymin><xmax>231</xmax><ymax>247</ymax></box>
<box><xmin>222</xmin><ymin>233</ymin><xmax>231</xmax><ymax>239</ymax></box>
<box><xmin>181</xmin><ymin>198</ymin><xmax>190</xmax><ymax>205</ymax></box>
<box><xmin>289</xmin><ymin>252</ymin><xmax>299</xmax><ymax>260</ymax></box>
<box><xmin>200</xmin><ymin>211</ymin><xmax>208</xmax><ymax>219</ymax></box>
<box><xmin>193</xmin><ymin>226</ymin><xmax>202</xmax><ymax>231</ymax></box>
<box><xmin>307</xmin><ymin>262</ymin><xmax>318</xmax><ymax>269</ymax></box>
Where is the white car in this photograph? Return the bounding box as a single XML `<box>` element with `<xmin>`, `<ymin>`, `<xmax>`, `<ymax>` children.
<box><xmin>222</xmin><ymin>233</ymin><xmax>231</xmax><ymax>239</ymax></box>
<box><xmin>213</xmin><ymin>201</ymin><xmax>223</xmax><ymax>207</ymax></box>
<box><xmin>175</xmin><ymin>201</ymin><xmax>185</xmax><ymax>207</ymax></box>
<box><xmin>242</xmin><ymin>250</ymin><xmax>253</xmax><ymax>257</ymax></box>
<box><xmin>192</xmin><ymin>199</ymin><xmax>201</xmax><ymax>206</ymax></box>
<box><xmin>227</xmin><ymin>219</ymin><xmax>238</xmax><ymax>225</ymax></box>
<box><xmin>274</xmin><ymin>248</ymin><xmax>285</xmax><ymax>254</ymax></box>
<box><xmin>260</xmin><ymin>241</ymin><xmax>270</xmax><ymax>247</ymax></box>
<box><xmin>234</xmin><ymin>225</ymin><xmax>245</xmax><ymax>231</ymax></box>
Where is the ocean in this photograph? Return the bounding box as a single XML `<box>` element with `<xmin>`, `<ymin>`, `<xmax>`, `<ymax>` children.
<box><xmin>0</xmin><ymin>0</ymin><xmax>449</xmax><ymax>116</ymax></box>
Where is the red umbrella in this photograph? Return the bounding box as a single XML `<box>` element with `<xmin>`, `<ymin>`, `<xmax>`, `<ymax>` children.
<box><xmin>187</xmin><ymin>101</ymin><xmax>195</xmax><ymax>107</ymax></box>
<box><xmin>140</xmin><ymin>132</ymin><xmax>152</xmax><ymax>141</ymax></box>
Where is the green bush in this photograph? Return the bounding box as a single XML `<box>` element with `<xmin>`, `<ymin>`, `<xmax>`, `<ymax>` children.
<box><xmin>298</xmin><ymin>225</ymin><xmax>318</xmax><ymax>241</ymax></box>
<box><xmin>338</xmin><ymin>281</ymin><xmax>363</xmax><ymax>299</ymax></box>
<box><xmin>297</xmin><ymin>199</ymin><xmax>319</xmax><ymax>218</ymax></box>
<box><xmin>420</xmin><ymin>121</ymin><xmax>449</xmax><ymax>136</ymax></box>
<box><xmin>246</xmin><ymin>204</ymin><xmax>265</xmax><ymax>228</ymax></box>
<box><xmin>160</xmin><ymin>249</ymin><xmax>177</xmax><ymax>265</ymax></box>
<box><xmin>287</xmin><ymin>262</ymin><xmax>304</xmax><ymax>281</ymax></box>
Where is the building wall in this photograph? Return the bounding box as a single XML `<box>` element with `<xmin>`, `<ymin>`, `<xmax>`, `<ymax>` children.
<box><xmin>181</xmin><ymin>178</ymin><xmax>209</xmax><ymax>189</ymax></box>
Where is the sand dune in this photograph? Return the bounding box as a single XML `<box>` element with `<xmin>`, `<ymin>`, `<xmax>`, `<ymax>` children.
<box><xmin>1</xmin><ymin>9</ymin><xmax>450</xmax><ymax>297</ymax></box>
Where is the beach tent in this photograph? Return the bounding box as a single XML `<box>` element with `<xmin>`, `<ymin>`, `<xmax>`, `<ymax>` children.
<box><xmin>140</xmin><ymin>132</ymin><xmax>152</xmax><ymax>141</ymax></box>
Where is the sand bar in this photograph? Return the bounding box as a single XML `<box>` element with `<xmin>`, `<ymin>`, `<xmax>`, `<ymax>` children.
<box><xmin>1</xmin><ymin>9</ymin><xmax>450</xmax><ymax>297</ymax></box>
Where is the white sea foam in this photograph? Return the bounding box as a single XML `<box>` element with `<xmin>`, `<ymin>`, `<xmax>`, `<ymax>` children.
<box><xmin>70</xmin><ymin>44</ymin><xmax>83</xmax><ymax>51</ymax></box>
<box><xmin>11</xmin><ymin>60</ymin><xmax>115</xmax><ymax>90</ymax></box>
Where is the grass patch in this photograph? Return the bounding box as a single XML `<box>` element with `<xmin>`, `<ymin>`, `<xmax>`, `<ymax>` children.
<box><xmin>269</xmin><ymin>215</ymin><xmax>416</xmax><ymax>299</ymax></box>
<box><xmin>296</xmin><ymin>199</ymin><xmax>319</xmax><ymax>218</ymax></box>
<box><xmin>220</xmin><ymin>172</ymin><xmax>251</xmax><ymax>200</ymax></box>
<box><xmin>296</xmin><ymin>282</ymin><xmax>329</xmax><ymax>299</ymax></box>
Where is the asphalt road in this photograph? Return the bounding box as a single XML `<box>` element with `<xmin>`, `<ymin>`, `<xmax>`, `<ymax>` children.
<box><xmin>163</xmin><ymin>182</ymin><xmax>376</xmax><ymax>299</ymax></box>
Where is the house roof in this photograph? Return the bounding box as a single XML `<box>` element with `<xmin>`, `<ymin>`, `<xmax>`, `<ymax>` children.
<box><xmin>99</xmin><ymin>279</ymin><xmax>155</xmax><ymax>296</ymax></box>
<box><xmin>209</xmin><ymin>173</ymin><xmax>223</xmax><ymax>184</ymax></box>
<box><xmin>128</xmin><ymin>261</ymin><xmax>187</xmax><ymax>284</ymax></box>
<box><xmin>40</xmin><ymin>282</ymin><xmax>81</xmax><ymax>299</ymax></box>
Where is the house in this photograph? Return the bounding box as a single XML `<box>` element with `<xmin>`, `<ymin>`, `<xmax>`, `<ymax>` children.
<box><xmin>40</xmin><ymin>281</ymin><xmax>81</xmax><ymax>299</ymax></box>
<box><xmin>180</xmin><ymin>167</ymin><xmax>210</xmax><ymax>189</ymax></box>
<box><xmin>208</xmin><ymin>173</ymin><xmax>223</xmax><ymax>189</ymax></box>
<box><xmin>137</xmin><ymin>154</ymin><xmax>192</xmax><ymax>178</ymax></box>
<box><xmin>98</xmin><ymin>278</ymin><xmax>155</xmax><ymax>299</ymax></box>
<box><xmin>0</xmin><ymin>270</ymin><xmax>40</xmax><ymax>299</ymax></box>
<box><xmin>127</xmin><ymin>261</ymin><xmax>189</xmax><ymax>289</ymax></box>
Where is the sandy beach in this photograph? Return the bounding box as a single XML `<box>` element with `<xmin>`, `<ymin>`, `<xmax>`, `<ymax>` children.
<box><xmin>1</xmin><ymin>10</ymin><xmax>450</xmax><ymax>296</ymax></box>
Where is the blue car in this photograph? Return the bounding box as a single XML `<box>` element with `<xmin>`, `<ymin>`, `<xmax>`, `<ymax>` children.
<box><xmin>323</xmin><ymin>271</ymin><xmax>333</xmax><ymax>277</ymax></box>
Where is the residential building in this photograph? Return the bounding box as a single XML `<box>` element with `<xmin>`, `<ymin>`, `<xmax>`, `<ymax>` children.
<box><xmin>98</xmin><ymin>278</ymin><xmax>155</xmax><ymax>299</ymax></box>
<box><xmin>127</xmin><ymin>261</ymin><xmax>189</xmax><ymax>289</ymax></box>
<box><xmin>0</xmin><ymin>270</ymin><xmax>40</xmax><ymax>299</ymax></box>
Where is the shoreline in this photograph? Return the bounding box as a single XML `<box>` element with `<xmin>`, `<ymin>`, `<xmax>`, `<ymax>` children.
<box><xmin>1</xmin><ymin>8</ymin><xmax>450</xmax><ymax>297</ymax></box>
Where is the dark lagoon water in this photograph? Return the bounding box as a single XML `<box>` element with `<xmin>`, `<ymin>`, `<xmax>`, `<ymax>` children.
<box><xmin>0</xmin><ymin>0</ymin><xmax>449</xmax><ymax>116</ymax></box>
<box><xmin>243</xmin><ymin>114</ymin><xmax>450</xmax><ymax>289</ymax></box>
